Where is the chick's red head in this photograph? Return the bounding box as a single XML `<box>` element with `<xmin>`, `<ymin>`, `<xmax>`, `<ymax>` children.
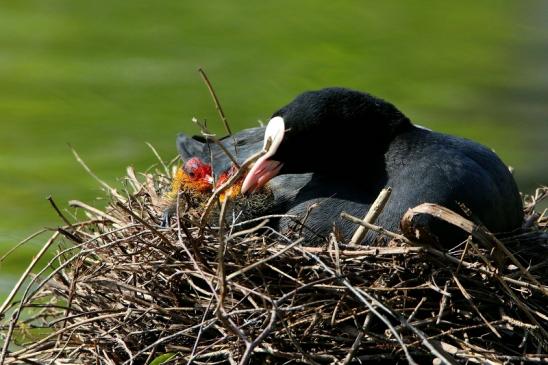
<box><xmin>183</xmin><ymin>157</ymin><xmax>212</xmax><ymax>183</ymax></box>
<box><xmin>171</xmin><ymin>157</ymin><xmax>213</xmax><ymax>194</ymax></box>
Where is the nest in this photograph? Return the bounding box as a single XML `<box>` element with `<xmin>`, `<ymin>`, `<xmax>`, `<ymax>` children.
<box><xmin>1</xmin><ymin>157</ymin><xmax>547</xmax><ymax>365</ymax></box>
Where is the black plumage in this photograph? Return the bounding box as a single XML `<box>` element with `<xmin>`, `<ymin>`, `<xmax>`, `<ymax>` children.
<box><xmin>178</xmin><ymin>87</ymin><xmax>524</xmax><ymax>245</ymax></box>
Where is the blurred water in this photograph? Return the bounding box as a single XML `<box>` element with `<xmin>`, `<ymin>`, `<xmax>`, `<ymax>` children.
<box><xmin>0</xmin><ymin>1</ymin><xmax>546</xmax><ymax>290</ymax></box>
<box><xmin>0</xmin><ymin>275</ymin><xmax>18</xmax><ymax>302</ymax></box>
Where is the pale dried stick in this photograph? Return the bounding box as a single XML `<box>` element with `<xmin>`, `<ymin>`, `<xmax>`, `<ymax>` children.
<box><xmin>0</xmin><ymin>231</ymin><xmax>60</xmax><ymax>316</ymax></box>
<box><xmin>146</xmin><ymin>142</ymin><xmax>170</xmax><ymax>177</ymax></box>
<box><xmin>350</xmin><ymin>187</ymin><xmax>392</xmax><ymax>244</ymax></box>
<box><xmin>70</xmin><ymin>146</ymin><xmax>124</xmax><ymax>201</ymax></box>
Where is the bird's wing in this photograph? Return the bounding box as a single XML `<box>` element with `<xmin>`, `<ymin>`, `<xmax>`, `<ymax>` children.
<box><xmin>176</xmin><ymin>133</ymin><xmax>210</xmax><ymax>163</ymax></box>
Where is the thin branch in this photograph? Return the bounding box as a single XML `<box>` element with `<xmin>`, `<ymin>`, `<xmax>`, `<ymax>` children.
<box><xmin>0</xmin><ymin>229</ymin><xmax>48</xmax><ymax>263</ymax></box>
<box><xmin>452</xmin><ymin>274</ymin><xmax>501</xmax><ymax>338</ymax></box>
<box><xmin>197</xmin><ymin>67</ymin><xmax>237</xmax><ymax>155</ymax></box>
<box><xmin>47</xmin><ymin>195</ymin><xmax>74</xmax><ymax>229</ymax></box>
<box><xmin>0</xmin><ymin>231</ymin><xmax>60</xmax><ymax>317</ymax></box>
<box><xmin>350</xmin><ymin>187</ymin><xmax>391</xmax><ymax>244</ymax></box>
<box><xmin>341</xmin><ymin>212</ymin><xmax>411</xmax><ymax>243</ymax></box>
<box><xmin>192</xmin><ymin>117</ymin><xmax>240</xmax><ymax>169</ymax></box>
<box><xmin>215</xmin><ymin>198</ymin><xmax>250</xmax><ymax>345</ymax></box>
<box><xmin>145</xmin><ymin>142</ymin><xmax>170</xmax><ymax>177</ymax></box>
<box><xmin>70</xmin><ymin>146</ymin><xmax>125</xmax><ymax>201</ymax></box>
<box><xmin>68</xmin><ymin>200</ymin><xmax>122</xmax><ymax>225</ymax></box>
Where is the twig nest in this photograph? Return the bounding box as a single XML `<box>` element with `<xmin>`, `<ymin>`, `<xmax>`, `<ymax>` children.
<box><xmin>1</xmin><ymin>164</ymin><xmax>546</xmax><ymax>365</ymax></box>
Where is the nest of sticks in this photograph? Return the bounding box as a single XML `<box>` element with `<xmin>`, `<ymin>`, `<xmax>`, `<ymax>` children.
<box><xmin>1</xmin><ymin>154</ymin><xmax>547</xmax><ymax>365</ymax></box>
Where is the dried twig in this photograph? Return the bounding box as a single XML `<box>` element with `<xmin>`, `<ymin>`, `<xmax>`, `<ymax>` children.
<box><xmin>341</xmin><ymin>211</ymin><xmax>411</xmax><ymax>243</ymax></box>
<box><xmin>145</xmin><ymin>142</ymin><xmax>170</xmax><ymax>177</ymax></box>
<box><xmin>197</xmin><ymin>68</ymin><xmax>236</xmax><ymax>153</ymax></box>
<box><xmin>350</xmin><ymin>187</ymin><xmax>392</xmax><ymax>244</ymax></box>
<box><xmin>70</xmin><ymin>146</ymin><xmax>125</xmax><ymax>201</ymax></box>
<box><xmin>0</xmin><ymin>231</ymin><xmax>60</xmax><ymax>318</ymax></box>
<box><xmin>192</xmin><ymin>117</ymin><xmax>240</xmax><ymax>169</ymax></box>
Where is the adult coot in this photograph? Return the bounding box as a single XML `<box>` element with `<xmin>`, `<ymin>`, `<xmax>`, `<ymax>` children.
<box><xmin>241</xmin><ymin>87</ymin><xmax>523</xmax><ymax>244</ymax></box>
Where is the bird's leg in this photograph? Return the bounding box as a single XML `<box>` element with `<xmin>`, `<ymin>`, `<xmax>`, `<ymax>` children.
<box><xmin>160</xmin><ymin>208</ymin><xmax>172</xmax><ymax>228</ymax></box>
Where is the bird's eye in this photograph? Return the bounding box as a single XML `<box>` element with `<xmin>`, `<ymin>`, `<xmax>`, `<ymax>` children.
<box><xmin>188</xmin><ymin>172</ymin><xmax>195</xmax><ymax>178</ymax></box>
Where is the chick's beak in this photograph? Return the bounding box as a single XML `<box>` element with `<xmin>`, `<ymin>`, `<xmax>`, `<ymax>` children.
<box><xmin>241</xmin><ymin>116</ymin><xmax>285</xmax><ymax>194</ymax></box>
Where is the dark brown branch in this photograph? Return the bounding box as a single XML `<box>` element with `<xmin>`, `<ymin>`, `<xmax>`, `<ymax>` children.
<box><xmin>47</xmin><ymin>195</ymin><xmax>74</xmax><ymax>229</ymax></box>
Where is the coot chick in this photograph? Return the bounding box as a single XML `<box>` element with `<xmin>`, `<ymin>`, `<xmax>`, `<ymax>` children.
<box><xmin>160</xmin><ymin>157</ymin><xmax>214</xmax><ymax>226</ymax></box>
<box><xmin>242</xmin><ymin>87</ymin><xmax>523</xmax><ymax>245</ymax></box>
<box><xmin>165</xmin><ymin>134</ymin><xmax>280</xmax><ymax>226</ymax></box>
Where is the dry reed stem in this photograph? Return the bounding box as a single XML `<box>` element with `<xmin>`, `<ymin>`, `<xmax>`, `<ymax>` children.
<box><xmin>350</xmin><ymin>187</ymin><xmax>392</xmax><ymax>244</ymax></box>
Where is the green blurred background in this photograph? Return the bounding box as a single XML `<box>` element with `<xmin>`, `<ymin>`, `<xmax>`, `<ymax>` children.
<box><xmin>1</xmin><ymin>1</ymin><xmax>547</xmax><ymax>295</ymax></box>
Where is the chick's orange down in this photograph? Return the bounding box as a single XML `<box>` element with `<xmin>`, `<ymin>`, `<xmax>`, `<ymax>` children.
<box><xmin>216</xmin><ymin>165</ymin><xmax>243</xmax><ymax>203</ymax></box>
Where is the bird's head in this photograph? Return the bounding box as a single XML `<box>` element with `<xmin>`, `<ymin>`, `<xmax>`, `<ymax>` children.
<box><xmin>172</xmin><ymin>157</ymin><xmax>213</xmax><ymax>194</ymax></box>
<box><xmin>241</xmin><ymin>87</ymin><xmax>412</xmax><ymax>193</ymax></box>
